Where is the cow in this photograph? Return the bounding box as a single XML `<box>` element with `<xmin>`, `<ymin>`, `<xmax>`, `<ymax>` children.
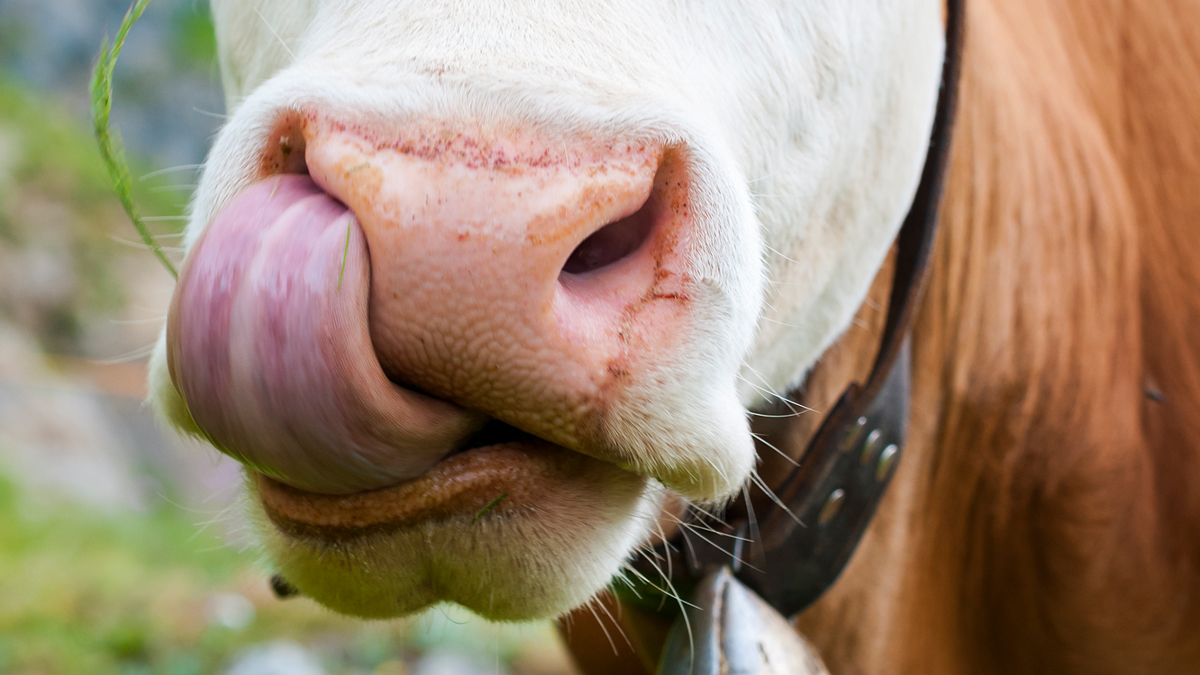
<box><xmin>147</xmin><ymin>0</ymin><xmax>1200</xmax><ymax>673</ymax></box>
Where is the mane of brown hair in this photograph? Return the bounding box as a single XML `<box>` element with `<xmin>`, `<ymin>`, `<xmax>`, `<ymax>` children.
<box><xmin>793</xmin><ymin>1</ymin><xmax>1200</xmax><ymax>672</ymax></box>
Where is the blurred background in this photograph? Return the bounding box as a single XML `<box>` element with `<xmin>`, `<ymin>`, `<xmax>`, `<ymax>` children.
<box><xmin>0</xmin><ymin>1</ymin><xmax>574</xmax><ymax>673</ymax></box>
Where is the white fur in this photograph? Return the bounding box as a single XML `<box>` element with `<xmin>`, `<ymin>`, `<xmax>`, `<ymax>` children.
<box><xmin>149</xmin><ymin>0</ymin><xmax>945</xmax><ymax>620</ymax></box>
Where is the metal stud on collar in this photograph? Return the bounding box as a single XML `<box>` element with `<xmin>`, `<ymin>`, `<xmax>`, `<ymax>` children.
<box><xmin>860</xmin><ymin>428</ymin><xmax>884</xmax><ymax>465</ymax></box>
<box><xmin>876</xmin><ymin>444</ymin><xmax>899</xmax><ymax>481</ymax></box>
<box><xmin>839</xmin><ymin>416</ymin><xmax>869</xmax><ymax>452</ymax></box>
<box><xmin>817</xmin><ymin>489</ymin><xmax>846</xmax><ymax>526</ymax></box>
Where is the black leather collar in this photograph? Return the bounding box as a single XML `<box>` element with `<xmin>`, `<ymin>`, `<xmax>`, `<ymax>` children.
<box><xmin>623</xmin><ymin>0</ymin><xmax>965</xmax><ymax>620</ymax></box>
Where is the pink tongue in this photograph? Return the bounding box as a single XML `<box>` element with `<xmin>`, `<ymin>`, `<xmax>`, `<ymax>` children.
<box><xmin>168</xmin><ymin>175</ymin><xmax>481</xmax><ymax>494</ymax></box>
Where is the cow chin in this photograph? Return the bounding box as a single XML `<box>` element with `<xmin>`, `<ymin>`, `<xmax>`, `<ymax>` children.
<box><xmin>251</xmin><ymin>442</ymin><xmax>664</xmax><ymax>621</ymax></box>
<box><xmin>147</xmin><ymin>344</ymin><xmax>691</xmax><ymax>621</ymax></box>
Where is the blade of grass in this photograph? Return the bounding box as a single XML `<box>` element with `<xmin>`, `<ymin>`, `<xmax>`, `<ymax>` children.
<box><xmin>338</xmin><ymin>219</ymin><xmax>351</xmax><ymax>291</ymax></box>
<box><xmin>471</xmin><ymin>494</ymin><xmax>508</xmax><ymax>523</ymax></box>
<box><xmin>90</xmin><ymin>0</ymin><xmax>179</xmax><ymax>279</ymax></box>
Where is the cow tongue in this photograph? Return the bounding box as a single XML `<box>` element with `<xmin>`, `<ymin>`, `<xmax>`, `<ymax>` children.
<box><xmin>168</xmin><ymin>175</ymin><xmax>483</xmax><ymax>495</ymax></box>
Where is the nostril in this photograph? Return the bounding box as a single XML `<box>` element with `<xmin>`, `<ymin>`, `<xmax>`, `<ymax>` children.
<box><xmin>259</xmin><ymin>114</ymin><xmax>309</xmax><ymax>178</ymax></box>
<box><xmin>561</xmin><ymin>199</ymin><xmax>655</xmax><ymax>276</ymax></box>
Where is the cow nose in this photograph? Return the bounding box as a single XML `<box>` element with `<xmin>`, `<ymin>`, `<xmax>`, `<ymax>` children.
<box><xmin>303</xmin><ymin>118</ymin><xmax>693</xmax><ymax>452</ymax></box>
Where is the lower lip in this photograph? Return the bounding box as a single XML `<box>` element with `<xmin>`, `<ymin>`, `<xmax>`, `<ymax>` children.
<box><xmin>256</xmin><ymin>439</ymin><xmax>582</xmax><ymax>540</ymax></box>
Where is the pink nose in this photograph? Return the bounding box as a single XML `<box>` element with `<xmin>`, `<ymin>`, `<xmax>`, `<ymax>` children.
<box><xmin>305</xmin><ymin>117</ymin><xmax>695</xmax><ymax>453</ymax></box>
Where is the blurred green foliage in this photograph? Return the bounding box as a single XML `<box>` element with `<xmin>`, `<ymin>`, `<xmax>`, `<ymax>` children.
<box><xmin>0</xmin><ymin>72</ymin><xmax>183</xmax><ymax>353</ymax></box>
<box><xmin>0</xmin><ymin>74</ymin><xmax>185</xmax><ymax>224</ymax></box>
<box><xmin>0</xmin><ymin>464</ymin><xmax>567</xmax><ymax>674</ymax></box>
<box><xmin>0</xmin><ymin>466</ymin><xmax>415</xmax><ymax>674</ymax></box>
<box><xmin>170</xmin><ymin>1</ymin><xmax>217</xmax><ymax>71</ymax></box>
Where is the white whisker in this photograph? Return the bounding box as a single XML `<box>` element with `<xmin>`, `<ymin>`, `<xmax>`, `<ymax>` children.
<box><xmin>93</xmin><ymin>344</ymin><xmax>156</xmax><ymax>365</ymax></box>
<box><xmin>746</xmin><ymin>409</ymin><xmax>808</xmax><ymax>418</ymax></box>
<box><xmin>254</xmin><ymin>7</ymin><xmax>297</xmax><ymax>60</ymax></box>
<box><xmin>750</xmin><ymin>470</ymin><xmax>804</xmax><ymax>527</ymax></box>
<box><xmin>585</xmin><ymin>600</ymin><xmax>620</xmax><ymax>656</ymax></box>
<box><xmin>108</xmin><ymin>234</ymin><xmax>185</xmax><ymax>253</ymax></box>
<box><xmin>751</xmin><ymin>432</ymin><xmax>799</xmax><ymax>467</ymax></box>
<box><xmin>192</xmin><ymin>107</ymin><xmax>229</xmax><ymax>120</ymax></box>
<box><xmin>742</xmin><ymin>484</ymin><xmax>762</xmax><ymax>560</ymax></box>
<box><xmin>139</xmin><ymin>215</ymin><xmax>188</xmax><ymax>222</ymax></box>
<box><xmin>140</xmin><ymin>164</ymin><xmax>203</xmax><ymax>181</ymax></box>
<box><xmin>593</xmin><ymin>593</ymin><xmax>635</xmax><ymax>652</ymax></box>
<box><xmin>764</xmin><ymin>242</ymin><xmax>803</xmax><ymax>265</ymax></box>
<box><xmin>146</xmin><ymin>184</ymin><xmax>197</xmax><ymax>193</ymax></box>
<box><xmin>741</xmin><ymin>366</ymin><xmax>819</xmax><ymax>414</ymax></box>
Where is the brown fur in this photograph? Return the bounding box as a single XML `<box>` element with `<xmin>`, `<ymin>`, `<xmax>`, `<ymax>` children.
<box><xmin>563</xmin><ymin>1</ymin><xmax>1200</xmax><ymax>672</ymax></box>
<box><xmin>799</xmin><ymin>1</ymin><xmax>1200</xmax><ymax>672</ymax></box>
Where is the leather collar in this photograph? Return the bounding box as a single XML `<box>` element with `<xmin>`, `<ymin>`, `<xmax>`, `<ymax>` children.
<box><xmin>623</xmin><ymin>0</ymin><xmax>965</xmax><ymax>620</ymax></box>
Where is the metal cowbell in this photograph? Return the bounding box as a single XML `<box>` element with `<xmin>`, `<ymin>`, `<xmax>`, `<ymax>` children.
<box><xmin>656</xmin><ymin>567</ymin><xmax>830</xmax><ymax>675</ymax></box>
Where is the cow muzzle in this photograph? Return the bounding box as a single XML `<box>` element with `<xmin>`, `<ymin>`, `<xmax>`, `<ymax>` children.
<box><xmin>167</xmin><ymin>113</ymin><xmax>694</xmax><ymax>501</ymax></box>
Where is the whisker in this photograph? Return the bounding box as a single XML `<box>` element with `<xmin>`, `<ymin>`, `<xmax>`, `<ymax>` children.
<box><xmin>593</xmin><ymin>594</ymin><xmax>636</xmax><ymax>653</ymax></box>
<box><xmin>750</xmin><ymin>471</ymin><xmax>805</xmax><ymax>527</ymax></box>
<box><xmin>585</xmin><ymin>601</ymin><xmax>620</xmax><ymax>656</ymax></box>
<box><xmin>760</xmin><ymin>316</ymin><xmax>800</xmax><ymax>328</ymax></box>
<box><xmin>751</xmin><ymin>432</ymin><xmax>799</xmax><ymax>467</ymax></box>
<box><xmin>741</xmin><ymin>366</ymin><xmax>819</xmax><ymax>414</ymax></box>
<box><xmin>192</xmin><ymin>107</ymin><xmax>229</xmax><ymax>120</ymax></box>
<box><xmin>746</xmin><ymin>409</ymin><xmax>809</xmax><ymax>418</ymax></box>
<box><xmin>633</xmin><ymin>553</ymin><xmax>700</xmax><ymax>612</ymax></box>
<box><xmin>254</xmin><ymin>7</ymin><xmax>297</xmax><ymax>60</ymax></box>
<box><xmin>108</xmin><ymin>234</ymin><xmax>185</xmax><ymax>253</ymax></box>
<box><xmin>659</xmin><ymin>510</ymin><xmax>726</xmax><ymax>538</ymax></box>
<box><xmin>655</xmin><ymin>520</ymin><xmax>675</xmax><ymax>581</ymax></box>
<box><xmin>140</xmin><ymin>164</ymin><xmax>203</xmax><ymax>181</ymax></box>
<box><xmin>673</xmin><ymin>521</ymin><xmax>739</xmax><ymax>561</ymax></box>
<box><xmin>742</xmin><ymin>484</ymin><xmax>762</xmax><ymax>561</ymax></box>
<box><xmin>146</xmin><ymin>184</ymin><xmax>197</xmax><ymax>193</ymax></box>
<box><xmin>679</xmin><ymin>502</ymin><xmax>733</xmax><ymax>529</ymax></box>
<box><xmin>763</xmin><ymin>242</ymin><xmax>803</xmax><ymax>265</ymax></box>
<box><xmin>739</xmin><ymin>374</ymin><xmax>813</xmax><ymax>419</ymax></box>
<box><xmin>94</xmin><ymin>343</ymin><xmax>156</xmax><ymax>364</ymax></box>
<box><xmin>746</xmin><ymin>172</ymin><xmax>778</xmax><ymax>184</ymax></box>
<box><xmin>138</xmin><ymin>215</ymin><xmax>188</xmax><ymax>223</ymax></box>
<box><xmin>108</xmin><ymin>316</ymin><xmax>167</xmax><ymax>325</ymax></box>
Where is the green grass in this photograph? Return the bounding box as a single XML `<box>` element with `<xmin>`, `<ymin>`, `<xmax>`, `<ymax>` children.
<box><xmin>0</xmin><ymin>471</ymin><xmax>250</xmax><ymax>674</ymax></box>
<box><xmin>0</xmin><ymin>467</ymin><xmax>410</xmax><ymax>673</ymax></box>
<box><xmin>0</xmin><ymin>464</ymin><xmax>568</xmax><ymax>674</ymax></box>
<box><xmin>0</xmin><ymin>77</ymin><xmax>183</xmax><ymax>226</ymax></box>
<box><xmin>169</xmin><ymin>2</ymin><xmax>218</xmax><ymax>71</ymax></box>
<box><xmin>90</xmin><ymin>0</ymin><xmax>178</xmax><ymax>279</ymax></box>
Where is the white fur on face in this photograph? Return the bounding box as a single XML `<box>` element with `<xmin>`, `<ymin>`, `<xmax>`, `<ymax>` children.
<box><xmin>149</xmin><ymin>0</ymin><xmax>944</xmax><ymax>620</ymax></box>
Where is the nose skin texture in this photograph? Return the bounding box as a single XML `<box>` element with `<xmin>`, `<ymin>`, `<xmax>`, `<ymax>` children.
<box><xmin>168</xmin><ymin>175</ymin><xmax>483</xmax><ymax>494</ymax></box>
<box><xmin>304</xmin><ymin>117</ymin><xmax>695</xmax><ymax>463</ymax></box>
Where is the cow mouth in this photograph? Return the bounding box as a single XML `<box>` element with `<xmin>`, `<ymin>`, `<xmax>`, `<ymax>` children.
<box><xmin>168</xmin><ymin>169</ymin><xmax>655</xmax><ymax>537</ymax></box>
<box><xmin>256</xmin><ymin>418</ymin><xmax>570</xmax><ymax>537</ymax></box>
<box><xmin>256</xmin><ymin>424</ymin><xmax>616</xmax><ymax>543</ymax></box>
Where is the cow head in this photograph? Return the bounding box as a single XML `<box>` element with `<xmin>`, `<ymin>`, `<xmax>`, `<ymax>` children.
<box><xmin>149</xmin><ymin>0</ymin><xmax>945</xmax><ymax>620</ymax></box>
